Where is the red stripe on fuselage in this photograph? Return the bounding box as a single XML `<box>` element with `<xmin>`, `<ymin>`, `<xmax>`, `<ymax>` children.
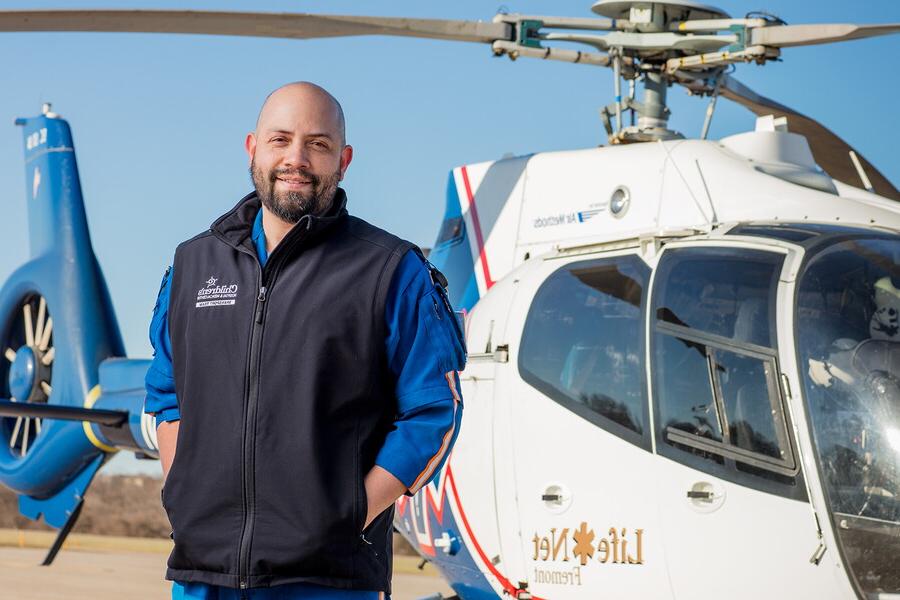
<box><xmin>460</xmin><ymin>166</ymin><xmax>494</xmax><ymax>290</ymax></box>
<box><xmin>400</xmin><ymin>462</ymin><xmax>545</xmax><ymax>599</ymax></box>
<box><xmin>446</xmin><ymin>466</ymin><xmax>545</xmax><ymax>599</ymax></box>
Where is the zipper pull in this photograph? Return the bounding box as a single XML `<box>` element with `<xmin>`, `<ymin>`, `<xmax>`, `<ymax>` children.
<box><xmin>255</xmin><ymin>286</ymin><xmax>267</xmax><ymax>323</ymax></box>
<box><xmin>360</xmin><ymin>533</ymin><xmax>378</xmax><ymax>557</ymax></box>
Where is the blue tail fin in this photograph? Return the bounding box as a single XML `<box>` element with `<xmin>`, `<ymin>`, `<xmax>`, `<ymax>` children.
<box><xmin>15</xmin><ymin>104</ymin><xmax>94</xmax><ymax>260</ymax></box>
<box><xmin>0</xmin><ymin>105</ymin><xmax>124</xmax><ymax>498</ymax></box>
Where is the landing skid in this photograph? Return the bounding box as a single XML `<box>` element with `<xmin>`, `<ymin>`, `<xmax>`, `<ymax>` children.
<box><xmin>18</xmin><ymin>453</ymin><xmax>105</xmax><ymax>565</ymax></box>
<box><xmin>41</xmin><ymin>496</ymin><xmax>84</xmax><ymax>566</ymax></box>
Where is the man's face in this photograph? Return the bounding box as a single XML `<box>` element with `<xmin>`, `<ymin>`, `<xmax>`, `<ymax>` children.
<box><xmin>246</xmin><ymin>87</ymin><xmax>353</xmax><ymax>223</ymax></box>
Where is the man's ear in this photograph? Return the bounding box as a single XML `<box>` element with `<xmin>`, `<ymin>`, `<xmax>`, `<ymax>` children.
<box><xmin>245</xmin><ymin>133</ymin><xmax>257</xmax><ymax>165</ymax></box>
<box><xmin>339</xmin><ymin>145</ymin><xmax>354</xmax><ymax>180</ymax></box>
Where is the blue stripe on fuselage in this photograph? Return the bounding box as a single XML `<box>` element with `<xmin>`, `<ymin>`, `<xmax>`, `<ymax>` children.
<box><xmin>428</xmin><ymin>172</ymin><xmax>480</xmax><ymax>312</ymax></box>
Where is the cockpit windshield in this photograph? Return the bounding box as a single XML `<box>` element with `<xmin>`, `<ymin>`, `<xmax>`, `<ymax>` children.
<box><xmin>797</xmin><ymin>237</ymin><xmax>900</xmax><ymax>596</ymax></box>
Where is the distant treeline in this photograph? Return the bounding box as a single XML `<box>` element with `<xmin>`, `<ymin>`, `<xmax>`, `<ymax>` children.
<box><xmin>0</xmin><ymin>474</ymin><xmax>170</xmax><ymax>538</ymax></box>
<box><xmin>0</xmin><ymin>475</ymin><xmax>418</xmax><ymax>555</ymax></box>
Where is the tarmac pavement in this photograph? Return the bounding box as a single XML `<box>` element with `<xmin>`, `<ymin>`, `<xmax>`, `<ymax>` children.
<box><xmin>0</xmin><ymin>547</ymin><xmax>453</xmax><ymax>599</ymax></box>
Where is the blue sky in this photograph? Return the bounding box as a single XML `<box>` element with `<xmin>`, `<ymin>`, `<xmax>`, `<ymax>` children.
<box><xmin>0</xmin><ymin>0</ymin><xmax>897</xmax><ymax>473</ymax></box>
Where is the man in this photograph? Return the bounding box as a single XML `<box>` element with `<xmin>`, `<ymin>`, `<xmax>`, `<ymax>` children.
<box><xmin>144</xmin><ymin>82</ymin><xmax>466</xmax><ymax>600</ymax></box>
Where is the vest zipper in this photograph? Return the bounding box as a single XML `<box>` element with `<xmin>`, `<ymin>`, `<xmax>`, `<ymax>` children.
<box><xmin>238</xmin><ymin>268</ymin><xmax>266</xmax><ymax>591</ymax></box>
<box><xmin>255</xmin><ymin>286</ymin><xmax>267</xmax><ymax>322</ymax></box>
<box><xmin>232</xmin><ymin>226</ymin><xmax>306</xmax><ymax>591</ymax></box>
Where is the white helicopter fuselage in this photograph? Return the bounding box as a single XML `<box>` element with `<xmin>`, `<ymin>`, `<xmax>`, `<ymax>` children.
<box><xmin>395</xmin><ymin>124</ymin><xmax>900</xmax><ymax>599</ymax></box>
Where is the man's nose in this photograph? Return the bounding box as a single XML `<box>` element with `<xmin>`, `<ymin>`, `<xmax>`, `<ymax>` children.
<box><xmin>282</xmin><ymin>142</ymin><xmax>311</xmax><ymax>169</ymax></box>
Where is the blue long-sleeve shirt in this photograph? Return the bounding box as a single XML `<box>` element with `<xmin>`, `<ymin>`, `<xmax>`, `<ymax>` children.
<box><xmin>145</xmin><ymin>208</ymin><xmax>464</xmax><ymax>599</ymax></box>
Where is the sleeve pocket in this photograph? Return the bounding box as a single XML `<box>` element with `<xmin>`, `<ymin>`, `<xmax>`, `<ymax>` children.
<box><xmin>423</xmin><ymin>285</ymin><xmax>467</xmax><ymax>374</ymax></box>
<box><xmin>152</xmin><ymin>266</ymin><xmax>171</xmax><ymax>316</ymax></box>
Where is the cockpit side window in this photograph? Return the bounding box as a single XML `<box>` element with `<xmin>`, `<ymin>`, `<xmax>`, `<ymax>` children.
<box><xmin>652</xmin><ymin>247</ymin><xmax>803</xmax><ymax>495</ymax></box>
<box><xmin>655</xmin><ymin>249</ymin><xmax>777</xmax><ymax>347</ymax></box>
<box><xmin>435</xmin><ymin>216</ymin><xmax>464</xmax><ymax>247</ymax></box>
<box><xmin>518</xmin><ymin>255</ymin><xmax>650</xmax><ymax>450</ymax></box>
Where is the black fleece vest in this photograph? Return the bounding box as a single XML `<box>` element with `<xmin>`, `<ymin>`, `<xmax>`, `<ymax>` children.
<box><xmin>163</xmin><ymin>190</ymin><xmax>412</xmax><ymax>592</ymax></box>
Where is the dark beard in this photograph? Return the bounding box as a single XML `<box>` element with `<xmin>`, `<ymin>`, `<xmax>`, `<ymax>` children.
<box><xmin>250</xmin><ymin>160</ymin><xmax>341</xmax><ymax>224</ymax></box>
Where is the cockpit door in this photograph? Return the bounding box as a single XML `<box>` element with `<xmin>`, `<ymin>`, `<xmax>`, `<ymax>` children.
<box><xmin>649</xmin><ymin>241</ymin><xmax>851</xmax><ymax>599</ymax></box>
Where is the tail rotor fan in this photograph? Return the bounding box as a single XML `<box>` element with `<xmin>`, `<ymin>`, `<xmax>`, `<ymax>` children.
<box><xmin>2</xmin><ymin>295</ymin><xmax>54</xmax><ymax>458</ymax></box>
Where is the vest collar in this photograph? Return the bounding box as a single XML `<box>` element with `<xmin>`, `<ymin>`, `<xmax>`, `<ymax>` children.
<box><xmin>210</xmin><ymin>188</ymin><xmax>349</xmax><ymax>253</ymax></box>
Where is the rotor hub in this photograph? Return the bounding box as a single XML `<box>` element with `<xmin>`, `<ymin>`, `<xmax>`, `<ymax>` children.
<box><xmin>2</xmin><ymin>295</ymin><xmax>55</xmax><ymax>458</ymax></box>
<box><xmin>9</xmin><ymin>347</ymin><xmax>36</xmax><ymax>403</ymax></box>
<box><xmin>592</xmin><ymin>0</ymin><xmax>729</xmax><ymax>32</ymax></box>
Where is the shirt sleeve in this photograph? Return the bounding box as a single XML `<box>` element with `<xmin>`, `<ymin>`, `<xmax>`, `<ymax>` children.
<box><xmin>375</xmin><ymin>249</ymin><xmax>466</xmax><ymax>495</ymax></box>
<box><xmin>144</xmin><ymin>266</ymin><xmax>180</xmax><ymax>427</ymax></box>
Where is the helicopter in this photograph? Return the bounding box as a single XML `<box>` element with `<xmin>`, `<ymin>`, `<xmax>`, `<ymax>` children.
<box><xmin>0</xmin><ymin>1</ymin><xmax>899</xmax><ymax>598</ymax></box>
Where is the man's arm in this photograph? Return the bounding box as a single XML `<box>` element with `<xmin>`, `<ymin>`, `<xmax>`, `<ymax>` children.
<box><xmin>368</xmin><ymin>250</ymin><xmax>466</xmax><ymax>522</ymax></box>
<box><xmin>363</xmin><ymin>466</ymin><xmax>407</xmax><ymax>530</ymax></box>
<box><xmin>157</xmin><ymin>420</ymin><xmax>179</xmax><ymax>482</ymax></box>
<box><xmin>143</xmin><ymin>266</ymin><xmax>182</xmax><ymax>483</ymax></box>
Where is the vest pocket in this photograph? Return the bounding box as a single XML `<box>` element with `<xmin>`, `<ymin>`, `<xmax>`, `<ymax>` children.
<box><xmin>161</xmin><ymin>485</ymin><xmax>176</xmax><ymax>544</ymax></box>
<box><xmin>356</xmin><ymin>468</ymin><xmax>369</xmax><ymax>536</ymax></box>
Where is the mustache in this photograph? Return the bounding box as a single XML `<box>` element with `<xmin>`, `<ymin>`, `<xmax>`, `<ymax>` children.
<box><xmin>269</xmin><ymin>168</ymin><xmax>320</xmax><ymax>186</ymax></box>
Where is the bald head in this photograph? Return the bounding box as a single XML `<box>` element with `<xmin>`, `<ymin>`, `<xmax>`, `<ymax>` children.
<box><xmin>256</xmin><ymin>82</ymin><xmax>346</xmax><ymax>146</ymax></box>
<box><xmin>246</xmin><ymin>81</ymin><xmax>354</xmax><ymax>227</ymax></box>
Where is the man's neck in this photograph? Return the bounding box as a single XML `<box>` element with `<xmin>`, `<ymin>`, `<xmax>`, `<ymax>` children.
<box><xmin>260</xmin><ymin>206</ymin><xmax>295</xmax><ymax>255</ymax></box>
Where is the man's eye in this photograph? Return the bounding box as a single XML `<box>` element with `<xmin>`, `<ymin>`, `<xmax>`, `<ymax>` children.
<box><xmin>310</xmin><ymin>140</ymin><xmax>328</xmax><ymax>149</ymax></box>
<box><xmin>271</xmin><ymin>137</ymin><xmax>288</xmax><ymax>144</ymax></box>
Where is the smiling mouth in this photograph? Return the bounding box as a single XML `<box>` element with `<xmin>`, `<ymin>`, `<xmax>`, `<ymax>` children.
<box><xmin>277</xmin><ymin>177</ymin><xmax>313</xmax><ymax>185</ymax></box>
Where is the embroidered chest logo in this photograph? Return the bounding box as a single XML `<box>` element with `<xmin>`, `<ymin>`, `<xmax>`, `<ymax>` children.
<box><xmin>195</xmin><ymin>275</ymin><xmax>239</xmax><ymax>308</ymax></box>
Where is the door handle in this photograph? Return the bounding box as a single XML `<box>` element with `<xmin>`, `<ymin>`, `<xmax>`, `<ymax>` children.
<box><xmin>541</xmin><ymin>484</ymin><xmax>571</xmax><ymax>513</ymax></box>
<box><xmin>686</xmin><ymin>490</ymin><xmax>714</xmax><ymax>501</ymax></box>
<box><xmin>686</xmin><ymin>481</ymin><xmax>725</xmax><ymax>512</ymax></box>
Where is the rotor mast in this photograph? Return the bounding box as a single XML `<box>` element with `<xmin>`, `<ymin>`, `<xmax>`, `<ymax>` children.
<box><xmin>593</xmin><ymin>0</ymin><xmax>730</xmax><ymax>143</ymax></box>
<box><xmin>639</xmin><ymin>71</ymin><xmax>670</xmax><ymax>135</ymax></box>
<box><xmin>596</xmin><ymin>1</ymin><xmax>691</xmax><ymax>142</ymax></box>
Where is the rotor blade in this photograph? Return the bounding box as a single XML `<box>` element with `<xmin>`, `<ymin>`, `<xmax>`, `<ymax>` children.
<box><xmin>0</xmin><ymin>400</ymin><xmax>128</xmax><ymax>427</ymax></box>
<box><xmin>38</xmin><ymin>317</ymin><xmax>52</xmax><ymax>351</ymax></box>
<box><xmin>750</xmin><ymin>23</ymin><xmax>900</xmax><ymax>48</ymax></box>
<box><xmin>21</xmin><ymin>417</ymin><xmax>29</xmax><ymax>456</ymax></box>
<box><xmin>23</xmin><ymin>304</ymin><xmax>33</xmax><ymax>347</ymax></box>
<box><xmin>41</xmin><ymin>347</ymin><xmax>54</xmax><ymax>366</ymax></box>
<box><xmin>0</xmin><ymin>10</ymin><xmax>510</xmax><ymax>44</ymax></box>
<box><xmin>720</xmin><ymin>75</ymin><xmax>900</xmax><ymax>200</ymax></box>
<box><xmin>34</xmin><ymin>297</ymin><xmax>45</xmax><ymax>345</ymax></box>
<box><xmin>9</xmin><ymin>416</ymin><xmax>22</xmax><ymax>448</ymax></box>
